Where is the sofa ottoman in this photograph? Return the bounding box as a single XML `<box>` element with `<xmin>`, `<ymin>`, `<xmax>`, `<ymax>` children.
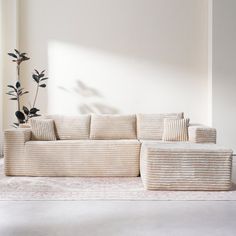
<box><xmin>140</xmin><ymin>142</ymin><xmax>233</xmax><ymax>191</ymax></box>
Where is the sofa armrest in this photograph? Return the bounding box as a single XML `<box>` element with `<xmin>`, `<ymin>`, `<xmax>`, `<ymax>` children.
<box><xmin>4</xmin><ymin>128</ymin><xmax>31</xmax><ymax>175</ymax></box>
<box><xmin>188</xmin><ymin>124</ymin><xmax>216</xmax><ymax>144</ymax></box>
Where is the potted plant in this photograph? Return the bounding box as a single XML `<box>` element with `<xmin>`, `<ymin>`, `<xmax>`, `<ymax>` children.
<box><xmin>6</xmin><ymin>49</ymin><xmax>48</xmax><ymax>127</ymax></box>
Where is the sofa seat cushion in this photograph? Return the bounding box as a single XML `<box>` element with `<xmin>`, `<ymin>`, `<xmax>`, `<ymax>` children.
<box><xmin>137</xmin><ymin>113</ymin><xmax>184</xmax><ymax>140</ymax></box>
<box><xmin>90</xmin><ymin>114</ymin><xmax>136</xmax><ymax>139</ymax></box>
<box><xmin>45</xmin><ymin>115</ymin><xmax>91</xmax><ymax>140</ymax></box>
<box><xmin>24</xmin><ymin>140</ymin><xmax>140</xmax><ymax>177</ymax></box>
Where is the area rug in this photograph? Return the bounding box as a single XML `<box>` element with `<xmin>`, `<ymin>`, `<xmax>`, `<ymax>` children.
<box><xmin>0</xmin><ymin>159</ymin><xmax>236</xmax><ymax>201</ymax></box>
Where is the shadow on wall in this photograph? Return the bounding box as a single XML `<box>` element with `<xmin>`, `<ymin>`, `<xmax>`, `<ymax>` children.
<box><xmin>58</xmin><ymin>80</ymin><xmax>119</xmax><ymax>114</ymax></box>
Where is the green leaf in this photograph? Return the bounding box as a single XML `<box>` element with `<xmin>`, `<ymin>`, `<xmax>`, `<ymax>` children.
<box><xmin>14</xmin><ymin>49</ymin><xmax>20</xmax><ymax>55</ymax></box>
<box><xmin>20</xmin><ymin>53</ymin><xmax>27</xmax><ymax>56</ymax></box>
<box><xmin>19</xmin><ymin>91</ymin><xmax>29</xmax><ymax>96</ymax></box>
<box><xmin>34</xmin><ymin>69</ymin><xmax>39</xmax><ymax>75</ymax></box>
<box><xmin>8</xmin><ymin>53</ymin><xmax>17</xmax><ymax>58</ymax></box>
<box><xmin>31</xmin><ymin>113</ymin><xmax>41</xmax><ymax>117</ymax></box>
<box><xmin>10</xmin><ymin>98</ymin><xmax>17</xmax><ymax>100</ymax></box>
<box><xmin>40</xmin><ymin>77</ymin><xmax>48</xmax><ymax>81</ymax></box>
<box><xmin>39</xmin><ymin>73</ymin><xmax>45</xmax><ymax>79</ymax></box>
<box><xmin>22</xmin><ymin>56</ymin><xmax>30</xmax><ymax>61</ymax></box>
<box><xmin>6</xmin><ymin>92</ymin><xmax>16</xmax><ymax>96</ymax></box>
<box><xmin>32</xmin><ymin>74</ymin><xmax>39</xmax><ymax>83</ymax></box>
<box><xmin>30</xmin><ymin>108</ymin><xmax>40</xmax><ymax>114</ymax></box>
<box><xmin>18</xmin><ymin>88</ymin><xmax>24</xmax><ymax>92</ymax></box>
<box><xmin>39</xmin><ymin>84</ymin><xmax>46</xmax><ymax>88</ymax></box>
<box><xmin>16</xmin><ymin>81</ymin><xmax>21</xmax><ymax>88</ymax></box>
<box><xmin>7</xmin><ymin>85</ymin><xmax>17</xmax><ymax>92</ymax></box>
<box><xmin>15</xmin><ymin>111</ymin><xmax>25</xmax><ymax>121</ymax></box>
<box><xmin>23</xmin><ymin>106</ymin><xmax>29</xmax><ymax>115</ymax></box>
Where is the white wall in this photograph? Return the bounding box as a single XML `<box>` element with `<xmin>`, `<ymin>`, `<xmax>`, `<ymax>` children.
<box><xmin>1</xmin><ymin>0</ymin><xmax>236</xmax><ymax>152</ymax></box>
<box><xmin>211</xmin><ymin>0</ymin><xmax>236</xmax><ymax>151</ymax></box>
<box><xmin>17</xmin><ymin>0</ymin><xmax>208</xmax><ymax>124</ymax></box>
<box><xmin>1</xmin><ymin>0</ymin><xmax>19</xmax><ymax>154</ymax></box>
<box><xmin>1</xmin><ymin>0</ymin><xmax>19</xmax><ymax>130</ymax></box>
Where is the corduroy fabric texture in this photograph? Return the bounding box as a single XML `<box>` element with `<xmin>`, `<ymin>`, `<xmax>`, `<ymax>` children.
<box><xmin>90</xmin><ymin>114</ymin><xmax>136</xmax><ymax>139</ymax></box>
<box><xmin>162</xmin><ymin>118</ymin><xmax>189</xmax><ymax>141</ymax></box>
<box><xmin>188</xmin><ymin>125</ymin><xmax>217</xmax><ymax>144</ymax></box>
<box><xmin>45</xmin><ymin>114</ymin><xmax>90</xmax><ymax>140</ymax></box>
<box><xmin>140</xmin><ymin>142</ymin><xmax>233</xmax><ymax>191</ymax></box>
<box><xmin>30</xmin><ymin>119</ymin><xmax>56</xmax><ymax>141</ymax></box>
<box><xmin>137</xmin><ymin>113</ymin><xmax>184</xmax><ymax>140</ymax></box>
<box><xmin>4</xmin><ymin>129</ymin><xmax>31</xmax><ymax>175</ymax></box>
<box><xmin>6</xmin><ymin>139</ymin><xmax>140</xmax><ymax>177</ymax></box>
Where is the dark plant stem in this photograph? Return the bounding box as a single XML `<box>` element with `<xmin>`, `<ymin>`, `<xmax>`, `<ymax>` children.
<box><xmin>33</xmin><ymin>83</ymin><xmax>39</xmax><ymax>108</ymax></box>
<box><xmin>17</xmin><ymin>64</ymin><xmax>20</xmax><ymax>111</ymax></box>
<box><xmin>25</xmin><ymin>114</ymin><xmax>29</xmax><ymax>123</ymax></box>
<box><xmin>17</xmin><ymin>64</ymin><xmax>20</xmax><ymax>80</ymax></box>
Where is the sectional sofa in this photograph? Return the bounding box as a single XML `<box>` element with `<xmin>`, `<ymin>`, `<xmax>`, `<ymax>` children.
<box><xmin>4</xmin><ymin>113</ymin><xmax>233</xmax><ymax>190</ymax></box>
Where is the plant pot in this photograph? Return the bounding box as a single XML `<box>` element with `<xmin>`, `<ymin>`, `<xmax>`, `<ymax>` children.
<box><xmin>19</xmin><ymin>124</ymin><xmax>31</xmax><ymax>128</ymax></box>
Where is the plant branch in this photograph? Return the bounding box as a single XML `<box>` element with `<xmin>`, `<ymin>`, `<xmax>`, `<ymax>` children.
<box><xmin>33</xmin><ymin>83</ymin><xmax>39</xmax><ymax>108</ymax></box>
<box><xmin>17</xmin><ymin>64</ymin><xmax>20</xmax><ymax>111</ymax></box>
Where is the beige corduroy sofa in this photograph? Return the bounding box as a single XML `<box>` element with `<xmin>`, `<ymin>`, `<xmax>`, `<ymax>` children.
<box><xmin>4</xmin><ymin>113</ymin><xmax>232</xmax><ymax>190</ymax></box>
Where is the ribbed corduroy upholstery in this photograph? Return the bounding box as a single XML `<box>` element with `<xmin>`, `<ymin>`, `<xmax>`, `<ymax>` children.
<box><xmin>140</xmin><ymin>142</ymin><xmax>233</xmax><ymax>190</ymax></box>
<box><xmin>188</xmin><ymin>125</ymin><xmax>216</xmax><ymax>144</ymax></box>
<box><xmin>90</xmin><ymin>114</ymin><xmax>136</xmax><ymax>139</ymax></box>
<box><xmin>6</xmin><ymin>139</ymin><xmax>140</xmax><ymax>177</ymax></box>
<box><xmin>162</xmin><ymin>118</ymin><xmax>189</xmax><ymax>141</ymax></box>
<box><xmin>137</xmin><ymin>113</ymin><xmax>184</xmax><ymax>140</ymax></box>
<box><xmin>30</xmin><ymin>119</ymin><xmax>57</xmax><ymax>141</ymax></box>
<box><xmin>4</xmin><ymin>129</ymin><xmax>31</xmax><ymax>175</ymax></box>
<box><xmin>45</xmin><ymin>114</ymin><xmax>91</xmax><ymax>140</ymax></box>
<box><xmin>4</xmin><ymin>114</ymin><xmax>225</xmax><ymax>184</ymax></box>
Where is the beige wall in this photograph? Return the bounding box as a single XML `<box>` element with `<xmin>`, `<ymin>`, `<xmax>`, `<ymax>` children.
<box><xmin>1</xmin><ymin>0</ymin><xmax>19</xmax><ymax>128</ymax></box>
<box><xmin>211</xmin><ymin>0</ymin><xmax>236</xmax><ymax>151</ymax></box>
<box><xmin>17</xmin><ymin>0</ymin><xmax>208</xmax><ymax>125</ymax></box>
<box><xmin>4</xmin><ymin>0</ymin><xmax>235</xmax><ymax>151</ymax></box>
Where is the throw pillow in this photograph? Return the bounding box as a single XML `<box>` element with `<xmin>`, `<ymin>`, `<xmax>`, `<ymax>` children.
<box><xmin>30</xmin><ymin>119</ymin><xmax>57</xmax><ymax>141</ymax></box>
<box><xmin>162</xmin><ymin>118</ymin><xmax>190</xmax><ymax>141</ymax></box>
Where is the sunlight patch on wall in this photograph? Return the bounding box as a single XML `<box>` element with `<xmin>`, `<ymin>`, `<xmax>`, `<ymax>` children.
<box><xmin>48</xmin><ymin>40</ymin><xmax>207</xmax><ymax>123</ymax></box>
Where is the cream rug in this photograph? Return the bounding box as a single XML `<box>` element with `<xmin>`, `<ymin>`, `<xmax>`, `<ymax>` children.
<box><xmin>0</xmin><ymin>159</ymin><xmax>236</xmax><ymax>201</ymax></box>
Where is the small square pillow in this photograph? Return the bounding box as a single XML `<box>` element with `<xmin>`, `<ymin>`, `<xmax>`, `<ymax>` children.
<box><xmin>30</xmin><ymin>119</ymin><xmax>57</xmax><ymax>141</ymax></box>
<box><xmin>162</xmin><ymin>118</ymin><xmax>190</xmax><ymax>141</ymax></box>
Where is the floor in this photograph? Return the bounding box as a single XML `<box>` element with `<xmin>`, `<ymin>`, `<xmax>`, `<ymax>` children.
<box><xmin>0</xmin><ymin>201</ymin><xmax>236</xmax><ymax>236</ymax></box>
<box><xmin>0</xmin><ymin>160</ymin><xmax>235</xmax><ymax>236</ymax></box>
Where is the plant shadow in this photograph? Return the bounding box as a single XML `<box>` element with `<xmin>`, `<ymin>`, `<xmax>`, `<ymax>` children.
<box><xmin>58</xmin><ymin>80</ymin><xmax>119</xmax><ymax>114</ymax></box>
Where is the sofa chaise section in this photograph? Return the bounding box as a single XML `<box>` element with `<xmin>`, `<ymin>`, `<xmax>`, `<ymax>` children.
<box><xmin>140</xmin><ymin>142</ymin><xmax>232</xmax><ymax>190</ymax></box>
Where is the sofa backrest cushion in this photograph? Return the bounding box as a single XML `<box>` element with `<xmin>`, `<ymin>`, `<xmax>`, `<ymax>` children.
<box><xmin>136</xmin><ymin>113</ymin><xmax>184</xmax><ymax>140</ymax></box>
<box><xmin>45</xmin><ymin>114</ymin><xmax>91</xmax><ymax>140</ymax></box>
<box><xmin>90</xmin><ymin>114</ymin><xmax>136</xmax><ymax>139</ymax></box>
